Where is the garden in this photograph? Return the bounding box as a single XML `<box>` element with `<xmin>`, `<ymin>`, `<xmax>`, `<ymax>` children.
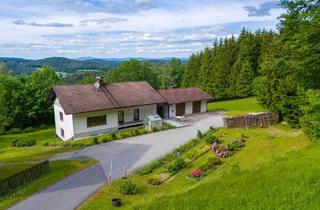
<box><xmin>78</xmin><ymin>126</ymin><xmax>253</xmax><ymax>209</ymax></box>
<box><xmin>78</xmin><ymin>124</ymin><xmax>312</xmax><ymax>210</ymax></box>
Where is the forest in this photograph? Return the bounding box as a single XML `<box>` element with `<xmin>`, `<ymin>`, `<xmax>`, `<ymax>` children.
<box><xmin>0</xmin><ymin>0</ymin><xmax>319</xmax><ymax>140</ymax></box>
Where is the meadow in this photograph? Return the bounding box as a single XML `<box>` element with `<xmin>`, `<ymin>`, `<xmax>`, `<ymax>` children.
<box><xmin>78</xmin><ymin>98</ymin><xmax>315</xmax><ymax>210</ymax></box>
<box><xmin>207</xmin><ymin>97</ymin><xmax>266</xmax><ymax>116</ymax></box>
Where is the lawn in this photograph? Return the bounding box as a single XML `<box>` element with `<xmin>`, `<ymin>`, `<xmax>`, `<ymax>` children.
<box><xmin>0</xmin><ymin>124</ymin><xmax>174</xmax><ymax>172</ymax></box>
<box><xmin>0</xmin><ymin>159</ymin><xmax>96</xmax><ymax>210</ymax></box>
<box><xmin>208</xmin><ymin>97</ymin><xmax>267</xmax><ymax>116</ymax></box>
<box><xmin>0</xmin><ymin>128</ymin><xmax>72</xmax><ymax>164</ymax></box>
<box><xmin>78</xmin><ymin>124</ymin><xmax>312</xmax><ymax>210</ymax></box>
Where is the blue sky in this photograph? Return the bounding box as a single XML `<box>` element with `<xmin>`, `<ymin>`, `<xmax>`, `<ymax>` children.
<box><xmin>0</xmin><ymin>0</ymin><xmax>283</xmax><ymax>59</ymax></box>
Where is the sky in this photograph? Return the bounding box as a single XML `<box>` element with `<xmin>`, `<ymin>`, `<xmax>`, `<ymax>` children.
<box><xmin>0</xmin><ymin>0</ymin><xmax>284</xmax><ymax>59</ymax></box>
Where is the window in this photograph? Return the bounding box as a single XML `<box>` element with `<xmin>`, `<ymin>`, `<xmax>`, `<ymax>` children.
<box><xmin>87</xmin><ymin>115</ymin><xmax>107</xmax><ymax>128</ymax></box>
<box><xmin>134</xmin><ymin>108</ymin><xmax>139</xmax><ymax>121</ymax></box>
<box><xmin>60</xmin><ymin>128</ymin><xmax>64</xmax><ymax>138</ymax></box>
<box><xmin>118</xmin><ymin>111</ymin><xmax>124</xmax><ymax>124</ymax></box>
<box><xmin>60</xmin><ymin>112</ymin><xmax>63</xmax><ymax>121</ymax></box>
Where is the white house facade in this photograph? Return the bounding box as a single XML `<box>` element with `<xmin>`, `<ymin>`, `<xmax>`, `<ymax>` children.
<box><xmin>48</xmin><ymin>80</ymin><xmax>212</xmax><ymax>141</ymax></box>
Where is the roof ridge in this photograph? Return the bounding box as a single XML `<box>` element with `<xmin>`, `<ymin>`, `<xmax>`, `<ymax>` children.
<box><xmin>159</xmin><ymin>87</ymin><xmax>199</xmax><ymax>91</ymax></box>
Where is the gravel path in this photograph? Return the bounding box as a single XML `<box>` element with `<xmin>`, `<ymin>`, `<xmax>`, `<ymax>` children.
<box><xmin>10</xmin><ymin>111</ymin><xmax>224</xmax><ymax>210</ymax></box>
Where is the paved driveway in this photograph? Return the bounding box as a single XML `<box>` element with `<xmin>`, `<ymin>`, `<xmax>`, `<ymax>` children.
<box><xmin>10</xmin><ymin>111</ymin><xmax>224</xmax><ymax>210</ymax></box>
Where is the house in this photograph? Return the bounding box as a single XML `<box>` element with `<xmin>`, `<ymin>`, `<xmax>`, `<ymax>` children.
<box><xmin>48</xmin><ymin>79</ymin><xmax>212</xmax><ymax>141</ymax></box>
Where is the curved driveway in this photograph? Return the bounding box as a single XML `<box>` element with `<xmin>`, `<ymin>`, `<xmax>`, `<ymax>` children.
<box><xmin>10</xmin><ymin>111</ymin><xmax>224</xmax><ymax>210</ymax></box>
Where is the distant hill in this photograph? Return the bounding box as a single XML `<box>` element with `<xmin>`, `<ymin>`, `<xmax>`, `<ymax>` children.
<box><xmin>0</xmin><ymin>57</ymin><xmax>188</xmax><ymax>74</ymax></box>
<box><xmin>0</xmin><ymin>57</ymin><xmax>120</xmax><ymax>74</ymax></box>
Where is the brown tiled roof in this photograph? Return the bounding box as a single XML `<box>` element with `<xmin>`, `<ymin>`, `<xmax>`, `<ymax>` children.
<box><xmin>158</xmin><ymin>87</ymin><xmax>213</xmax><ymax>104</ymax></box>
<box><xmin>49</xmin><ymin>85</ymin><xmax>116</xmax><ymax>114</ymax></box>
<box><xmin>106</xmin><ymin>81</ymin><xmax>166</xmax><ymax>107</ymax></box>
<box><xmin>48</xmin><ymin>81</ymin><xmax>166</xmax><ymax>114</ymax></box>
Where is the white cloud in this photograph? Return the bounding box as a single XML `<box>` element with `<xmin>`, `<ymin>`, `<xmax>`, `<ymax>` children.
<box><xmin>0</xmin><ymin>0</ymin><xmax>283</xmax><ymax>58</ymax></box>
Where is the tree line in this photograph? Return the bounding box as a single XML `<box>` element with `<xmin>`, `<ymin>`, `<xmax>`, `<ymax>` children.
<box><xmin>256</xmin><ymin>0</ymin><xmax>320</xmax><ymax>140</ymax></box>
<box><xmin>104</xmin><ymin>58</ymin><xmax>185</xmax><ymax>90</ymax></box>
<box><xmin>182</xmin><ymin>0</ymin><xmax>320</xmax><ymax>140</ymax></box>
<box><xmin>181</xmin><ymin>29</ymin><xmax>277</xmax><ymax>100</ymax></box>
<box><xmin>0</xmin><ymin>65</ymin><xmax>60</xmax><ymax>133</ymax></box>
<box><xmin>0</xmin><ymin>59</ymin><xmax>185</xmax><ymax>133</ymax></box>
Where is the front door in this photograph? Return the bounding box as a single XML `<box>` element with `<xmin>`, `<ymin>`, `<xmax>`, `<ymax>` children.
<box><xmin>118</xmin><ymin>110</ymin><xmax>124</xmax><ymax>124</ymax></box>
<box><xmin>192</xmin><ymin>101</ymin><xmax>201</xmax><ymax>113</ymax></box>
<box><xmin>134</xmin><ymin>108</ymin><xmax>139</xmax><ymax>121</ymax></box>
<box><xmin>176</xmin><ymin>103</ymin><xmax>185</xmax><ymax>116</ymax></box>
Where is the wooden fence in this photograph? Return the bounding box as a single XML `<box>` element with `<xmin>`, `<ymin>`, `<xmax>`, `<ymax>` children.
<box><xmin>0</xmin><ymin>160</ymin><xmax>50</xmax><ymax>197</ymax></box>
<box><xmin>223</xmin><ymin>112</ymin><xmax>279</xmax><ymax>128</ymax></box>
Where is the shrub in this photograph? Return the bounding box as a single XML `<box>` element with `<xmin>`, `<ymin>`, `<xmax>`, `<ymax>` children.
<box><xmin>12</xmin><ymin>139</ymin><xmax>36</xmax><ymax>147</ymax></box>
<box><xmin>197</xmin><ymin>130</ymin><xmax>203</xmax><ymax>139</ymax></box>
<box><xmin>39</xmin><ymin>124</ymin><xmax>49</xmax><ymax>129</ymax></box>
<box><xmin>134</xmin><ymin>129</ymin><xmax>140</xmax><ymax>136</ymax></box>
<box><xmin>0</xmin><ymin>127</ymin><xmax>5</xmax><ymax>135</ymax></box>
<box><xmin>24</xmin><ymin>127</ymin><xmax>34</xmax><ymax>133</ymax></box>
<box><xmin>119</xmin><ymin>180</ymin><xmax>137</xmax><ymax>195</ymax></box>
<box><xmin>167</xmin><ymin>158</ymin><xmax>186</xmax><ymax>174</ymax></box>
<box><xmin>42</xmin><ymin>142</ymin><xmax>49</xmax><ymax>146</ymax></box>
<box><xmin>147</xmin><ymin>176</ymin><xmax>161</xmax><ymax>185</ymax></box>
<box><xmin>137</xmin><ymin>139</ymin><xmax>200</xmax><ymax>175</ymax></box>
<box><xmin>137</xmin><ymin>159</ymin><xmax>164</xmax><ymax>175</ymax></box>
<box><xmin>62</xmin><ymin>142</ymin><xmax>71</xmax><ymax>147</ymax></box>
<box><xmin>207</xmin><ymin>157</ymin><xmax>223</xmax><ymax>168</ymax></box>
<box><xmin>102</xmin><ymin>136</ymin><xmax>110</xmax><ymax>143</ymax></box>
<box><xmin>120</xmin><ymin>132</ymin><xmax>131</xmax><ymax>138</ymax></box>
<box><xmin>7</xmin><ymin>128</ymin><xmax>22</xmax><ymax>135</ymax></box>
<box><xmin>142</xmin><ymin>129</ymin><xmax>148</xmax><ymax>134</ymax></box>
<box><xmin>111</xmin><ymin>133</ymin><xmax>117</xmax><ymax>140</ymax></box>
<box><xmin>92</xmin><ymin>137</ymin><xmax>99</xmax><ymax>145</ymax></box>
<box><xmin>228</xmin><ymin>138</ymin><xmax>246</xmax><ymax>151</ymax></box>
<box><xmin>152</xmin><ymin>127</ymin><xmax>160</xmax><ymax>132</ymax></box>
<box><xmin>204</xmin><ymin>134</ymin><xmax>219</xmax><ymax>144</ymax></box>
<box><xmin>131</xmin><ymin>131</ymin><xmax>136</xmax><ymax>136</ymax></box>
<box><xmin>185</xmin><ymin>151</ymin><xmax>197</xmax><ymax>161</ymax></box>
<box><xmin>71</xmin><ymin>142</ymin><xmax>85</xmax><ymax>147</ymax></box>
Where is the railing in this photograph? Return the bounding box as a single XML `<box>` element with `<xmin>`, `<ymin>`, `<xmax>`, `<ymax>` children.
<box><xmin>0</xmin><ymin>160</ymin><xmax>50</xmax><ymax>197</ymax></box>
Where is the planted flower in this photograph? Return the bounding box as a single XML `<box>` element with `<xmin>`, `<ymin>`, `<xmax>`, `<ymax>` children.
<box><xmin>191</xmin><ymin>169</ymin><xmax>203</xmax><ymax>177</ymax></box>
<box><xmin>211</xmin><ymin>142</ymin><xmax>218</xmax><ymax>150</ymax></box>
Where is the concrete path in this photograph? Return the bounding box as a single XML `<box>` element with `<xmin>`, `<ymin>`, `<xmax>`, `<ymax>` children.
<box><xmin>10</xmin><ymin>111</ymin><xmax>224</xmax><ymax>210</ymax></box>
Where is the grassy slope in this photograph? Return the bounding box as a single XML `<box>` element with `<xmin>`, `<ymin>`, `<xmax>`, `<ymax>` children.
<box><xmin>141</xmin><ymin>139</ymin><xmax>319</xmax><ymax>210</ymax></box>
<box><xmin>0</xmin><ymin>128</ymin><xmax>72</xmax><ymax>163</ymax></box>
<box><xmin>208</xmin><ymin>97</ymin><xmax>267</xmax><ymax>116</ymax></box>
<box><xmin>79</xmin><ymin>97</ymin><xmax>314</xmax><ymax>210</ymax></box>
<box><xmin>0</xmin><ymin>159</ymin><xmax>96</xmax><ymax>210</ymax></box>
<box><xmin>79</xmin><ymin>125</ymin><xmax>311</xmax><ymax>210</ymax></box>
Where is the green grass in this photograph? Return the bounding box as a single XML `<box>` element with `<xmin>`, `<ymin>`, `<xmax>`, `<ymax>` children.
<box><xmin>78</xmin><ymin>125</ymin><xmax>311</xmax><ymax>210</ymax></box>
<box><xmin>0</xmin><ymin>163</ymin><xmax>36</xmax><ymax>180</ymax></box>
<box><xmin>0</xmin><ymin>159</ymin><xmax>96</xmax><ymax>210</ymax></box>
<box><xmin>0</xmin><ymin>125</ymin><xmax>173</xmax><ymax>163</ymax></box>
<box><xmin>208</xmin><ymin>97</ymin><xmax>267</xmax><ymax>116</ymax></box>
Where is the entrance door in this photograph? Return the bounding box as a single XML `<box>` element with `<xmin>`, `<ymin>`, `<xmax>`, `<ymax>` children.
<box><xmin>192</xmin><ymin>101</ymin><xmax>201</xmax><ymax>113</ymax></box>
<box><xmin>118</xmin><ymin>110</ymin><xmax>124</xmax><ymax>124</ymax></box>
<box><xmin>176</xmin><ymin>103</ymin><xmax>185</xmax><ymax>116</ymax></box>
<box><xmin>134</xmin><ymin>108</ymin><xmax>139</xmax><ymax>121</ymax></box>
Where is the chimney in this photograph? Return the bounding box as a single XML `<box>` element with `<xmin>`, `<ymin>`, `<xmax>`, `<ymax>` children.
<box><xmin>94</xmin><ymin>76</ymin><xmax>105</xmax><ymax>94</ymax></box>
<box><xmin>96</xmin><ymin>76</ymin><xmax>105</xmax><ymax>87</ymax></box>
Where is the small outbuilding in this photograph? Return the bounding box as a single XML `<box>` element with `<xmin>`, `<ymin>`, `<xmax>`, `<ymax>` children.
<box><xmin>144</xmin><ymin>115</ymin><xmax>163</xmax><ymax>131</ymax></box>
<box><xmin>158</xmin><ymin>88</ymin><xmax>213</xmax><ymax>118</ymax></box>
